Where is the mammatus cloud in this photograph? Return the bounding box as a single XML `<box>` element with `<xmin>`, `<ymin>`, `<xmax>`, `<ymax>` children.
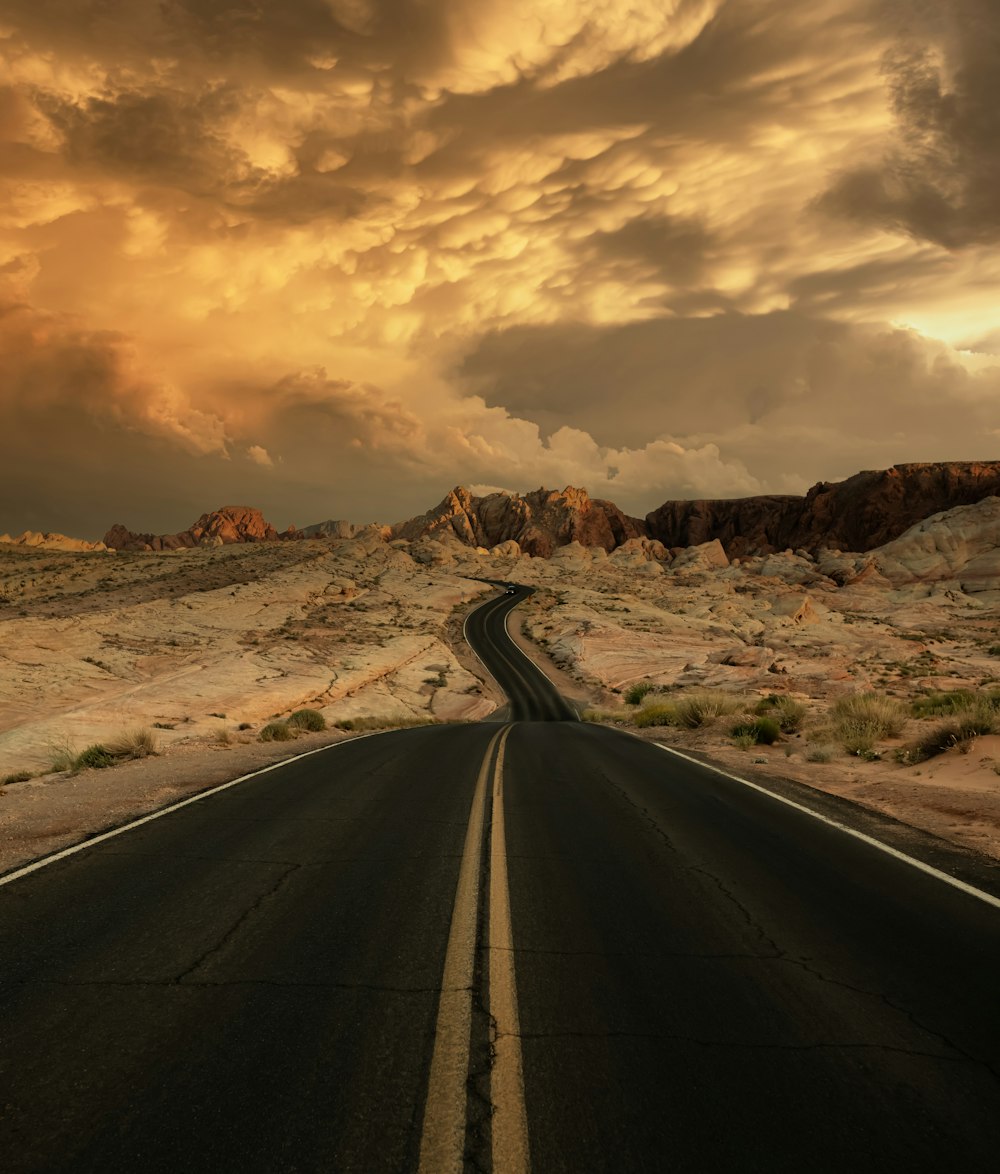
<box><xmin>821</xmin><ymin>0</ymin><xmax>1000</xmax><ymax>250</ymax></box>
<box><xmin>1</xmin><ymin>0</ymin><xmax>999</xmax><ymax>533</ymax></box>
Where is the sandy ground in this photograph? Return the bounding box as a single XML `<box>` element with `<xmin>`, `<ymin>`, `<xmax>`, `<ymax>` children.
<box><xmin>3</xmin><ymin>530</ymin><xmax>1000</xmax><ymax>875</ymax></box>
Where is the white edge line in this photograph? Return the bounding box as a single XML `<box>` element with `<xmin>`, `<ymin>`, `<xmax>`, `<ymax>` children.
<box><xmin>653</xmin><ymin>741</ymin><xmax>1000</xmax><ymax>913</ymax></box>
<box><xmin>0</xmin><ymin>731</ymin><xmax>384</xmax><ymax>889</ymax></box>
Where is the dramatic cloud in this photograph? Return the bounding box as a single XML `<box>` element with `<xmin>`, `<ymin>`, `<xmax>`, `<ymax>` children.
<box><xmin>1</xmin><ymin>0</ymin><xmax>998</xmax><ymax>535</ymax></box>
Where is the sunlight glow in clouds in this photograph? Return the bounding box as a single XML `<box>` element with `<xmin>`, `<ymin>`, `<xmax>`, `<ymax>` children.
<box><xmin>1</xmin><ymin>0</ymin><xmax>999</xmax><ymax>534</ymax></box>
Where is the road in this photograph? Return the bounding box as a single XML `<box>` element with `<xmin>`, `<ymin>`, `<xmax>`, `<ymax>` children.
<box><xmin>2</xmin><ymin>586</ymin><xmax>1000</xmax><ymax>1171</ymax></box>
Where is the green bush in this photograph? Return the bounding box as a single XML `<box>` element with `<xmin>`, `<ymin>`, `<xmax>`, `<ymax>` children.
<box><xmin>259</xmin><ymin>721</ymin><xmax>295</xmax><ymax>742</ymax></box>
<box><xmin>75</xmin><ymin>744</ymin><xmax>116</xmax><ymax>769</ymax></box>
<box><xmin>730</xmin><ymin>717</ymin><xmax>780</xmax><ymax>746</ymax></box>
<box><xmin>288</xmin><ymin>708</ymin><xmax>326</xmax><ymax>732</ymax></box>
<box><xmin>624</xmin><ymin>682</ymin><xmax>655</xmax><ymax>706</ymax></box>
<box><xmin>2</xmin><ymin>770</ymin><xmax>32</xmax><ymax>784</ymax></box>
<box><xmin>633</xmin><ymin>703</ymin><xmax>680</xmax><ymax>728</ymax></box>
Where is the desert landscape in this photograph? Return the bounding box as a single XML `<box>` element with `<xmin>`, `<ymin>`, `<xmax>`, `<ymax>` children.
<box><xmin>4</xmin><ymin>461</ymin><xmax>1000</xmax><ymax>873</ymax></box>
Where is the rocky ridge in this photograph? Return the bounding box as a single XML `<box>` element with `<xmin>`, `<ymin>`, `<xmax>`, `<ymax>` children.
<box><xmin>0</xmin><ymin>531</ymin><xmax>109</xmax><ymax>553</ymax></box>
<box><xmin>36</xmin><ymin>460</ymin><xmax>1000</xmax><ymax>561</ymax></box>
<box><xmin>104</xmin><ymin>506</ymin><xmax>291</xmax><ymax>551</ymax></box>
<box><xmin>645</xmin><ymin>462</ymin><xmax>1000</xmax><ymax>556</ymax></box>
<box><xmin>390</xmin><ymin>485</ymin><xmax>645</xmax><ymax>557</ymax></box>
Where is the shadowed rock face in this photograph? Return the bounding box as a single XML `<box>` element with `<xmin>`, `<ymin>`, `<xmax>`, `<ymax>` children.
<box><xmin>390</xmin><ymin>485</ymin><xmax>647</xmax><ymax>557</ymax></box>
<box><xmin>646</xmin><ymin>463</ymin><xmax>1000</xmax><ymax>557</ymax></box>
<box><xmin>104</xmin><ymin>506</ymin><xmax>286</xmax><ymax>551</ymax></box>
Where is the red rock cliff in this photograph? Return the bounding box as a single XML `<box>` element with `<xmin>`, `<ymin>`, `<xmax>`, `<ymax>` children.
<box><xmin>645</xmin><ymin>463</ymin><xmax>1000</xmax><ymax>556</ymax></box>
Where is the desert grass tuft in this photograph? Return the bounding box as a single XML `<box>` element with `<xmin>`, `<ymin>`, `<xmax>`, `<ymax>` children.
<box><xmin>75</xmin><ymin>744</ymin><xmax>117</xmax><ymax>770</ymax></box>
<box><xmin>581</xmin><ymin>708</ymin><xmax>629</xmax><ymax>724</ymax></box>
<box><xmin>624</xmin><ymin>681</ymin><xmax>655</xmax><ymax>706</ymax></box>
<box><xmin>673</xmin><ymin>691</ymin><xmax>742</xmax><ymax>729</ymax></box>
<box><xmin>633</xmin><ymin>702</ymin><xmax>680</xmax><ymax>728</ymax></box>
<box><xmin>105</xmin><ymin>727</ymin><xmax>157</xmax><ymax>759</ymax></box>
<box><xmin>730</xmin><ymin>717</ymin><xmax>780</xmax><ymax>746</ymax></box>
<box><xmin>334</xmin><ymin>714</ymin><xmax>437</xmax><ymax>732</ymax></box>
<box><xmin>288</xmin><ymin>708</ymin><xmax>326</xmax><ymax>732</ymax></box>
<box><xmin>831</xmin><ymin>692</ymin><xmax>907</xmax><ymax>754</ymax></box>
<box><xmin>2</xmin><ymin>770</ymin><xmax>33</xmax><ymax>784</ymax></box>
<box><xmin>259</xmin><ymin>721</ymin><xmax>296</xmax><ymax>742</ymax></box>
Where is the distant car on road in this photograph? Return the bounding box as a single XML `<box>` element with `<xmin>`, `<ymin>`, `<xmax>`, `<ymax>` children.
<box><xmin>505</xmin><ymin>584</ymin><xmax>518</xmax><ymax>594</ymax></box>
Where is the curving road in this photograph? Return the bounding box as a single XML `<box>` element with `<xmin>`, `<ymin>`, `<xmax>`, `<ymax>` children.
<box><xmin>2</xmin><ymin>585</ymin><xmax>1000</xmax><ymax>1171</ymax></box>
<box><xmin>462</xmin><ymin>585</ymin><xmax>577</xmax><ymax>722</ymax></box>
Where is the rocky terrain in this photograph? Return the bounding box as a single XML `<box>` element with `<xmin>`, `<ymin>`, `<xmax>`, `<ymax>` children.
<box><xmin>4</xmin><ymin>475</ymin><xmax>1000</xmax><ymax>873</ymax></box>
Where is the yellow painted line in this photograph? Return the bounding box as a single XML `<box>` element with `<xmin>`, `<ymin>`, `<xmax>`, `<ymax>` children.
<box><xmin>489</xmin><ymin>726</ymin><xmax>531</xmax><ymax>1173</ymax></box>
<box><xmin>418</xmin><ymin>725</ymin><xmax>508</xmax><ymax>1173</ymax></box>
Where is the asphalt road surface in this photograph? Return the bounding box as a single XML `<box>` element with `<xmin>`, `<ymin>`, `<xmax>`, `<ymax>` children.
<box><xmin>2</xmin><ymin>586</ymin><xmax>1000</xmax><ymax>1172</ymax></box>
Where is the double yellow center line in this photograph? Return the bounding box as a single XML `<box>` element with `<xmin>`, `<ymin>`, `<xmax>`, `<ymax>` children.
<box><xmin>417</xmin><ymin>725</ymin><xmax>530</xmax><ymax>1174</ymax></box>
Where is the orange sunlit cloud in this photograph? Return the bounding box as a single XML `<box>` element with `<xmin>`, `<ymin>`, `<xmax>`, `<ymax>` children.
<box><xmin>1</xmin><ymin>0</ymin><xmax>999</xmax><ymax>535</ymax></box>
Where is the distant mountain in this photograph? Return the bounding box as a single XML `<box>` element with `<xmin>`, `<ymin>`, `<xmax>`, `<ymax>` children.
<box><xmin>645</xmin><ymin>462</ymin><xmax>1000</xmax><ymax>557</ymax></box>
<box><xmin>92</xmin><ymin>461</ymin><xmax>1000</xmax><ymax>559</ymax></box>
<box><xmin>390</xmin><ymin>485</ymin><xmax>645</xmax><ymax>557</ymax></box>
<box><xmin>104</xmin><ymin>506</ymin><xmax>291</xmax><ymax>551</ymax></box>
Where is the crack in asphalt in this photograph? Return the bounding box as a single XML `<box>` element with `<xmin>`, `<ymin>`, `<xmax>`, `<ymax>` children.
<box><xmin>173</xmin><ymin>863</ymin><xmax>303</xmax><ymax>982</ymax></box>
<box><xmin>1</xmin><ymin>978</ymin><xmax>460</xmax><ymax>994</ymax></box>
<box><xmin>563</xmin><ymin>761</ymin><xmax>1000</xmax><ymax>1088</ymax></box>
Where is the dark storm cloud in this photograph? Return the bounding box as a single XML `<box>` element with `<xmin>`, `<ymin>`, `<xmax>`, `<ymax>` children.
<box><xmin>822</xmin><ymin>0</ymin><xmax>1000</xmax><ymax>247</ymax></box>
<box><xmin>458</xmin><ymin>311</ymin><xmax>1000</xmax><ymax>479</ymax></box>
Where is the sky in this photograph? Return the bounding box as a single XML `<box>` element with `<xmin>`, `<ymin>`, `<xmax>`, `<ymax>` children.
<box><xmin>2</xmin><ymin>0</ymin><xmax>999</xmax><ymax>537</ymax></box>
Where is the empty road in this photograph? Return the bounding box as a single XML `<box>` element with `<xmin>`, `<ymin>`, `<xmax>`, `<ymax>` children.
<box><xmin>2</xmin><ymin>585</ymin><xmax>1000</xmax><ymax>1171</ymax></box>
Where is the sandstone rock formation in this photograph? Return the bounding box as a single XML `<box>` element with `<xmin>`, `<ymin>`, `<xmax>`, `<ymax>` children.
<box><xmin>391</xmin><ymin>485</ymin><xmax>645</xmax><ymax>557</ymax></box>
<box><xmin>873</xmin><ymin>496</ymin><xmax>1000</xmax><ymax>592</ymax></box>
<box><xmin>0</xmin><ymin>531</ymin><xmax>109</xmax><ymax>553</ymax></box>
<box><xmin>104</xmin><ymin>506</ymin><xmax>288</xmax><ymax>551</ymax></box>
<box><xmin>646</xmin><ymin>462</ymin><xmax>1000</xmax><ymax>557</ymax></box>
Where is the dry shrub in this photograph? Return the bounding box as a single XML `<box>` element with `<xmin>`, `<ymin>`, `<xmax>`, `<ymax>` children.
<box><xmin>633</xmin><ymin>703</ymin><xmax>680</xmax><ymax>729</ymax></box>
<box><xmin>624</xmin><ymin>682</ymin><xmax>655</xmax><ymax>706</ymax></box>
<box><xmin>106</xmin><ymin>727</ymin><xmax>158</xmax><ymax>759</ymax></box>
<box><xmin>334</xmin><ymin>714</ymin><xmax>437</xmax><ymax>732</ymax></box>
<box><xmin>674</xmin><ymin>692</ymin><xmax>742</xmax><ymax>728</ymax></box>
<box><xmin>259</xmin><ymin>721</ymin><xmax>295</xmax><ymax>742</ymax></box>
<box><xmin>832</xmin><ymin>693</ymin><xmax>907</xmax><ymax>753</ymax></box>
<box><xmin>288</xmin><ymin>708</ymin><xmax>326</xmax><ymax>732</ymax></box>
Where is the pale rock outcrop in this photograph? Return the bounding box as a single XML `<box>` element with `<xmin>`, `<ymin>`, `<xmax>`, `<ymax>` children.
<box><xmin>1</xmin><ymin>531</ymin><xmax>109</xmax><ymax>553</ymax></box>
<box><xmin>490</xmin><ymin>540</ymin><xmax>522</xmax><ymax>559</ymax></box>
<box><xmin>670</xmin><ymin>539</ymin><xmax>730</xmax><ymax>572</ymax></box>
<box><xmin>873</xmin><ymin>497</ymin><xmax>1000</xmax><ymax>592</ymax></box>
